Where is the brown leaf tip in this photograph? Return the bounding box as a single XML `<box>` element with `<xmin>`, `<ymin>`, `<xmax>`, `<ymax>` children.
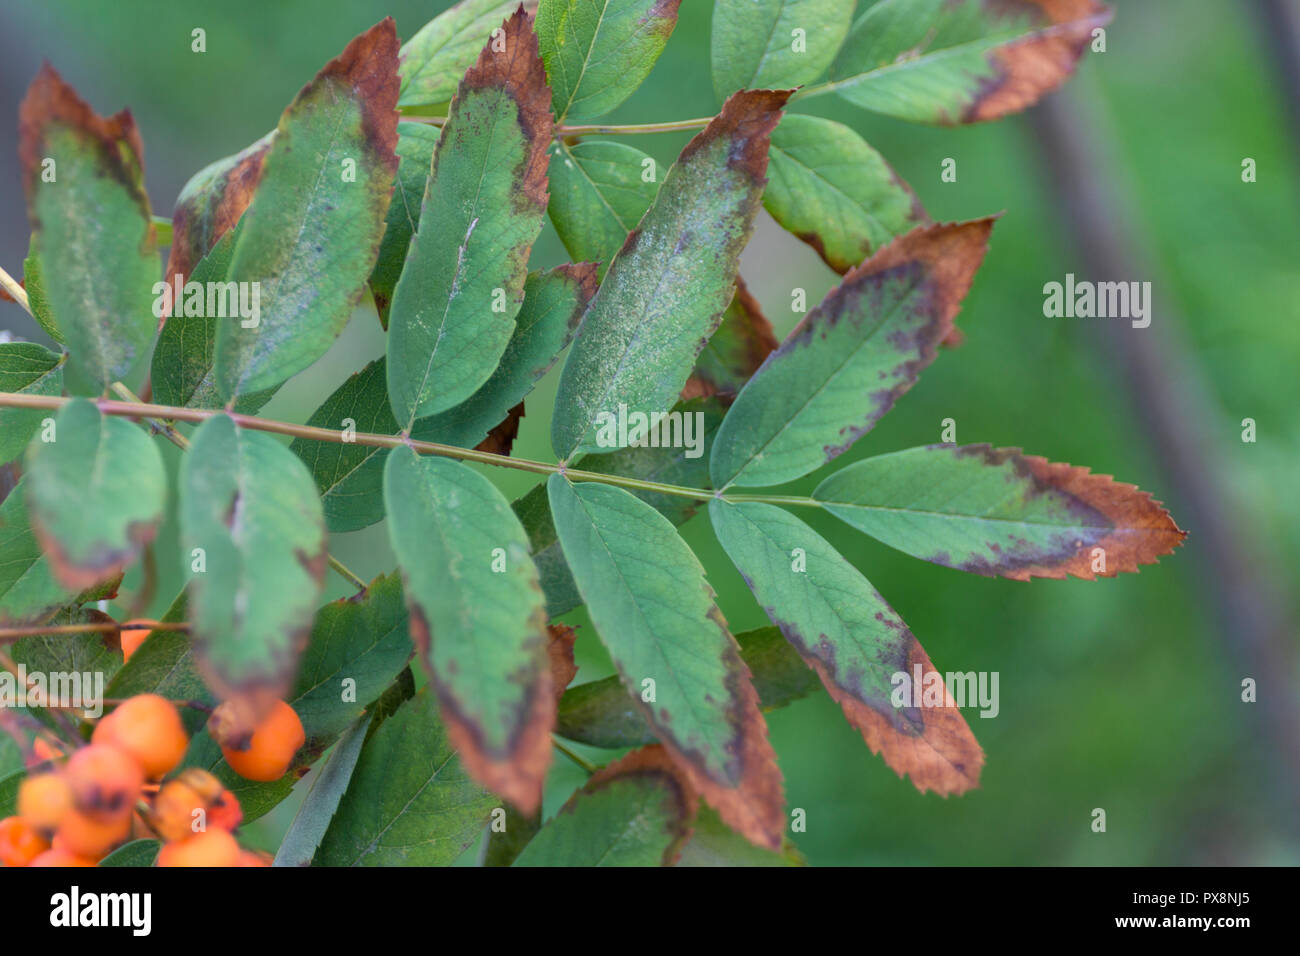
<box><xmin>457</xmin><ymin>6</ymin><xmax>553</xmax><ymax>211</ymax></box>
<box><xmin>312</xmin><ymin>18</ymin><xmax>401</xmax><ymax>170</ymax></box>
<box><xmin>18</xmin><ymin>63</ymin><xmax>146</xmax><ymax>204</ymax></box>
<box><xmin>682</xmin><ymin>88</ymin><xmax>793</xmax><ymax>181</ymax></box>
<box><xmin>586</xmin><ymin>745</ymin><xmax>699</xmax><ymax>865</ymax></box>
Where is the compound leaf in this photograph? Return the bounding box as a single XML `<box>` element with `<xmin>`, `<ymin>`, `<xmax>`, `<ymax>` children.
<box><xmin>815</xmin><ymin>444</ymin><xmax>1187</xmax><ymax>579</ymax></box>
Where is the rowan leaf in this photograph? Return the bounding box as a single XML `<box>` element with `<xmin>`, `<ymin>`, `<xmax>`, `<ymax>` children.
<box><xmin>709</xmin><ymin>499</ymin><xmax>984</xmax><ymax>795</ymax></box>
<box><xmin>384</xmin><ymin>449</ymin><xmax>553</xmax><ymax>812</ymax></box>
<box><xmin>0</xmin><ymin>478</ymin><xmax>80</xmax><ymax>625</ymax></box>
<box><xmin>18</xmin><ymin>65</ymin><xmax>158</xmax><ymax>390</ymax></box>
<box><xmin>10</xmin><ymin>607</ymin><xmax>123</xmax><ymax>693</ymax></box>
<box><xmin>710</xmin><ymin>219</ymin><xmax>994</xmax><ymax>489</ymax></box>
<box><xmin>98</xmin><ymin>839</ymin><xmax>160</xmax><ymax>867</ymax></box>
<box><xmin>815</xmin><ymin>444</ymin><xmax>1187</xmax><ymax>580</ymax></box>
<box><xmin>682</xmin><ymin>278</ymin><xmax>777</xmax><ymax>404</ymax></box>
<box><xmin>104</xmin><ymin>593</ymin><xmax>211</xmax><ymax>734</ymax></box>
<box><xmin>19</xmin><ymin>239</ymin><xmax>62</xmax><ymax>345</ymax></box>
<box><xmin>0</xmin><ymin>344</ymin><xmax>63</xmax><ymax>465</ymax></box>
<box><xmin>547</xmin><ymin>475</ymin><xmax>784</xmax><ymax>848</ymax></box>
<box><xmin>514</xmin><ymin>745</ymin><xmax>698</xmax><ymax>866</ymax></box>
<box><xmin>398</xmin><ymin>0</ymin><xmax>527</xmax><ymax>110</ymax></box>
<box><xmin>556</xmin><ymin>625</ymin><xmax>821</xmax><ymax>749</ymax></box>
<box><xmin>24</xmin><ymin>400</ymin><xmax>165</xmax><ymax>591</ymax></box>
<box><xmin>368</xmin><ymin>122</ymin><xmax>440</xmax><ymax>327</ymax></box>
<box><xmin>551</xmin><ymin>89</ymin><xmax>789</xmax><ymax>459</ymax></box>
<box><xmin>765</xmin><ymin>114</ymin><xmax>929</xmax><ymax>274</ymax></box>
<box><xmin>179</xmin><ymin>414</ymin><xmax>327</xmax><ymax>706</ymax></box>
<box><xmin>517</xmin><ymin>396</ymin><xmax>724</xmax><ymax>617</ymax></box>
<box><xmin>293</xmin><ymin>264</ymin><xmax>595</xmax><ymax>532</ymax></box>
<box><xmin>676</xmin><ymin>805</ymin><xmax>804</xmax><ymax>867</ymax></box>
<box><xmin>215</xmin><ymin>19</ymin><xmax>400</xmax><ymax>399</ymax></box>
<box><xmin>386</xmin><ymin>8</ymin><xmax>553</xmax><ymax>427</ymax></box>
<box><xmin>546</xmin><ymin>139</ymin><xmax>658</xmax><ymax>273</ymax></box>
<box><xmin>711</xmin><ymin>0</ymin><xmax>853</xmax><ymax>98</ymax></box>
<box><xmin>827</xmin><ymin>0</ymin><xmax>1112</xmax><ymax>125</ymax></box>
<box><xmin>273</xmin><ymin>713</ymin><xmax>371</xmax><ymax>867</ymax></box>
<box><xmin>314</xmin><ymin>687</ymin><xmax>497</xmax><ymax>866</ymax></box>
<box><xmin>537</xmin><ymin>0</ymin><xmax>681</xmax><ymax>123</ymax></box>
<box><xmin>164</xmin><ymin>132</ymin><xmax>272</xmax><ymax>287</ymax></box>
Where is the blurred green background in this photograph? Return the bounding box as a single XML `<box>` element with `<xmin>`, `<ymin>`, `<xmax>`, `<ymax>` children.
<box><xmin>1</xmin><ymin>0</ymin><xmax>1296</xmax><ymax>865</ymax></box>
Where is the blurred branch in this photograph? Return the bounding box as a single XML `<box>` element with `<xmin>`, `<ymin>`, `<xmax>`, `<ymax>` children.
<box><xmin>1026</xmin><ymin>90</ymin><xmax>1300</xmax><ymax>843</ymax></box>
<box><xmin>1253</xmin><ymin>0</ymin><xmax>1300</xmax><ymax>178</ymax></box>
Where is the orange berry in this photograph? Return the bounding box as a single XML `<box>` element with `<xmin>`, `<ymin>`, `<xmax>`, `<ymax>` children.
<box><xmin>120</xmin><ymin>627</ymin><xmax>150</xmax><ymax>662</ymax></box>
<box><xmin>216</xmin><ymin>700</ymin><xmax>304</xmax><ymax>782</ymax></box>
<box><xmin>92</xmin><ymin>694</ymin><xmax>188</xmax><ymax>778</ymax></box>
<box><xmin>64</xmin><ymin>745</ymin><xmax>144</xmax><ymax>822</ymax></box>
<box><xmin>28</xmin><ymin>847</ymin><xmax>95</xmax><ymax>867</ymax></box>
<box><xmin>54</xmin><ymin>809</ymin><xmax>130</xmax><ymax>859</ymax></box>
<box><xmin>210</xmin><ymin>790</ymin><xmax>242</xmax><ymax>832</ymax></box>
<box><xmin>236</xmin><ymin>849</ymin><xmax>271</xmax><ymax>867</ymax></box>
<box><xmin>0</xmin><ymin>816</ymin><xmax>49</xmax><ymax>866</ymax></box>
<box><xmin>150</xmin><ymin>770</ymin><xmax>236</xmax><ymax>842</ymax></box>
<box><xmin>32</xmin><ymin>738</ymin><xmax>65</xmax><ymax>763</ymax></box>
<box><xmin>156</xmin><ymin>828</ymin><xmax>240</xmax><ymax>868</ymax></box>
<box><xmin>17</xmin><ymin>773</ymin><xmax>72</xmax><ymax>835</ymax></box>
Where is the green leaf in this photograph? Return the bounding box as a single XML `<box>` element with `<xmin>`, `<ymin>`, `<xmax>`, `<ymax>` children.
<box><xmin>314</xmin><ymin>688</ymin><xmax>497</xmax><ymax>866</ymax></box>
<box><xmin>676</xmin><ymin>805</ymin><xmax>804</xmax><ymax>867</ymax></box>
<box><xmin>179</xmin><ymin>413</ymin><xmax>326</xmax><ymax>703</ymax></box>
<box><xmin>368</xmin><ymin>122</ymin><xmax>440</xmax><ymax>327</ymax></box>
<box><xmin>826</xmin><ymin>0</ymin><xmax>1111</xmax><ymax>125</ymax></box>
<box><xmin>164</xmin><ymin>132</ymin><xmax>273</xmax><ymax>286</ymax></box>
<box><xmin>10</xmin><ymin>607</ymin><xmax>123</xmax><ymax>702</ymax></box>
<box><xmin>709</xmin><ymin>498</ymin><xmax>983</xmax><ymax>794</ymax></box>
<box><xmin>537</xmin><ymin>0</ymin><xmax>681</xmax><ymax>123</ymax></box>
<box><xmin>24</xmin><ymin>399</ymin><xmax>165</xmax><ymax>590</ymax></box>
<box><xmin>0</xmin><ymin>768</ymin><xmax>22</xmax><ymax>817</ymax></box>
<box><xmin>711</xmin><ymin>0</ymin><xmax>853</xmax><ymax>98</ymax></box>
<box><xmin>293</xmin><ymin>265</ymin><xmax>595</xmax><ymax>532</ymax></box>
<box><xmin>684</xmin><ymin>278</ymin><xmax>777</xmax><ymax>404</ymax></box>
<box><xmin>150</xmin><ymin>222</ymin><xmax>277</xmax><ymax>413</ymax></box>
<box><xmin>710</xmin><ymin>219</ymin><xmax>993</xmax><ymax>489</ymax></box>
<box><xmin>98</xmin><ymin>839</ymin><xmax>160</xmax><ymax>867</ymax></box>
<box><xmin>273</xmin><ymin>714</ymin><xmax>371</xmax><ymax>867</ymax></box>
<box><xmin>516</xmin><ymin>396</ymin><xmax>724</xmax><ymax>617</ymax></box>
<box><xmin>0</xmin><ymin>477</ymin><xmax>79</xmax><ymax>624</ymax></box>
<box><xmin>385</xmin><ymin>449</ymin><xmax>553</xmax><ymax>811</ymax></box>
<box><xmin>18</xmin><ymin>66</ymin><xmax>158</xmax><ymax>391</ymax></box>
<box><xmin>104</xmin><ymin>593</ymin><xmax>211</xmax><ymax>735</ymax></box>
<box><xmin>215</xmin><ymin>20</ymin><xmax>400</xmax><ymax>399</ymax></box>
<box><xmin>557</xmin><ymin>626</ymin><xmax>821</xmax><ymax>749</ymax></box>
<box><xmin>20</xmin><ymin>240</ymin><xmax>62</xmax><ymax>345</ymax></box>
<box><xmin>0</xmin><ymin>343</ymin><xmax>63</xmax><ymax>464</ymax></box>
<box><xmin>551</xmin><ymin>89</ymin><xmax>789</xmax><ymax>459</ymax></box>
<box><xmin>765</xmin><ymin>114</ymin><xmax>928</xmax><ymax>274</ymax></box>
<box><xmin>547</xmin><ymin>475</ymin><xmax>784</xmax><ymax>848</ymax></box>
<box><xmin>386</xmin><ymin>9</ymin><xmax>553</xmax><ymax>427</ymax></box>
<box><xmin>514</xmin><ymin>745</ymin><xmax>697</xmax><ymax>866</ymax></box>
<box><xmin>398</xmin><ymin>0</ymin><xmax>522</xmax><ymax>109</ymax></box>
<box><xmin>546</xmin><ymin>139</ymin><xmax>658</xmax><ymax>274</ymax></box>
<box><xmin>479</xmin><ymin>804</ymin><xmax>541</xmax><ymax>867</ymax></box>
<box><xmin>815</xmin><ymin>444</ymin><xmax>1187</xmax><ymax>580</ymax></box>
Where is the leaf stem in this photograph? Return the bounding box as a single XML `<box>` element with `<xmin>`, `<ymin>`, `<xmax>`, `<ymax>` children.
<box><xmin>0</xmin><ymin>390</ymin><xmax>821</xmax><ymax>509</ymax></box>
<box><xmin>0</xmin><ymin>263</ymin><xmax>32</xmax><ymax>316</ymax></box>
<box><xmin>552</xmin><ymin>737</ymin><xmax>597</xmax><ymax>775</ymax></box>
<box><xmin>0</xmin><ymin>619</ymin><xmax>190</xmax><ymax>643</ymax></box>
<box><xmin>401</xmin><ymin>114</ymin><xmax>712</xmax><ymax>137</ymax></box>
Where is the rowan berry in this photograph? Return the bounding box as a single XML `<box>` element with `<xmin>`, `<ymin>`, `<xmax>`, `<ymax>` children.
<box><xmin>156</xmin><ymin>827</ymin><xmax>239</xmax><ymax>867</ymax></box>
<box><xmin>0</xmin><ymin>816</ymin><xmax>49</xmax><ymax>866</ymax></box>
<box><xmin>53</xmin><ymin>809</ymin><xmax>130</xmax><ymax>859</ymax></box>
<box><xmin>64</xmin><ymin>744</ymin><xmax>144</xmax><ymax>821</ymax></box>
<box><xmin>28</xmin><ymin>847</ymin><xmax>95</xmax><ymax>867</ymax></box>
<box><xmin>215</xmin><ymin>699</ymin><xmax>304</xmax><ymax>782</ymax></box>
<box><xmin>17</xmin><ymin>772</ymin><xmax>72</xmax><ymax>835</ymax></box>
<box><xmin>92</xmin><ymin>694</ymin><xmax>189</xmax><ymax>778</ymax></box>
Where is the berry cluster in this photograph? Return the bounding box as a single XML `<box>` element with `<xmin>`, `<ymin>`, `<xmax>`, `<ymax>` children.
<box><xmin>0</xmin><ymin>689</ymin><xmax>304</xmax><ymax>867</ymax></box>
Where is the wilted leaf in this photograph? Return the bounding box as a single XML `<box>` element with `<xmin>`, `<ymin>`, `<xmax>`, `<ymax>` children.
<box><xmin>215</xmin><ymin>19</ymin><xmax>400</xmax><ymax>398</ymax></box>
<box><xmin>315</xmin><ymin>688</ymin><xmax>497</xmax><ymax>866</ymax></box>
<box><xmin>556</xmin><ymin>625</ymin><xmax>821</xmax><ymax>749</ymax></box>
<box><xmin>682</xmin><ymin>278</ymin><xmax>777</xmax><ymax>404</ymax></box>
<box><xmin>551</xmin><ymin>89</ymin><xmax>790</xmax><ymax>459</ymax></box>
<box><xmin>710</xmin><ymin>499</ymin><xmax>983</xmax><ymax>795</ymax></box>
<box><xmin>816</xmin><ymin>444</ymin><xmax>1187</xmax><ymax>579</ymax></box>
<box><xmin>546</xmin><ymin>139</ymin><xmax>658</xmax><ymax>274</ymax></box>
<box><xmin>547</xmin><ymin>476</ymin><xmax>784</xmax><ymax>848</ymax></box>
<box><xmin>514</xmin><ymin>745</ymin><xmax>698</xmax><ymax>866</ymax></box>
<box><xmin>24</xmin><ymin>400</ymin><xmax>165</xmax><ymax>591</ymax></box>
<box><xmin>765</xmin><ymin>114</ymin><xmax>929</xmax><ymax>274</ymax></box>
<box><xmin>711</xmin><ymin>0</ymin><xmax>853</xmax><ymax>98</ymax></box>
<box><xmin>293</xmin><ymin>265</ymin><xmax>595</xmax><ymax>531</ymax></box>
<box><xmin>398</xmin><ymin>0</ymin><xmax>529</xmax><ymax>109</ymax></box>
<box><xmin>368</xmin><ymin>122</ymin><xmax>440</xmax><ymax>327</ymax></box>
<box><xmin>827</xmin><ymin>0</ymin><xmax>1112</xmax><ymax>125</ymax></box>
<box><xmin>386</xmin><ymin>8</ymin><xmax>552</xmax><ymax>426</ymax></box>
<box><xmin>385</xmin><ymin>449</ymin><xmax>553</xmax><ymax>812</ymax></box>
<box><xmin>0</xmin><ymin>344</ymin><xmax>63</xmax><ymax>464</ymax></box>
<box><xmin>710</xmin><ymin>218</ymin><xmax>994</xmax><ymax>489</ymax></box>
<box><xmin>179</xmin><ymin>414</ymin><xmax>326</xmax><ymax>708</ymax></box>
<box><xmin>18</xmin><ymin>65</ymin><xmax>158</xmax><ymax>390</ymax></box>
<box><xmin>537</xmin><ymin>0</ymin><xmax>681</xmax><ymax>122</ymax></box>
